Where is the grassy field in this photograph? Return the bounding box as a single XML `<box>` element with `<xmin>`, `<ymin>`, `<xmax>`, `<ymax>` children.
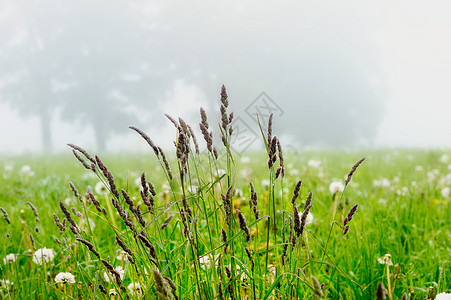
<box><xmin>0</xmin><ymin>147</ymin><xmax>450</xmax><ymax>299</ymax></box>
<box><xmin>0</xmin><ymin>90</ymin><xmax>450</xmax><ymax>299</ymax></box>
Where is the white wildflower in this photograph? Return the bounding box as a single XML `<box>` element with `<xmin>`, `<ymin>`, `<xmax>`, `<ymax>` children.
<box><xmin>4</xmin><ymin>163</ymin><xmax>13</xmax><ymax>172</ymax></box>
<box><xmin>54</xmin><ymin>272</ymin><xmax>75</xmax><ymax>284</ymax></box>
<box><xmin>199</xmin><ymin>254</ymin><xmax>220</xmax><ymax>270</ymax></box>
<box><xmin>127</xmin><ymin>282</ymin><xmax>142</xmax><ymax>295</ymax></box>
<box><xmin>0</xmin><ymin>279</ymin><xmax>12</xmax><ymax>289</ymax></box>
<box><xmin>103</xmin><ymin>266</ymin><xmax>126</xmax><ymax>283</ymax></box>
<box><xmin>116</xmin><ymin>250</ymin><xmax>128</xmax><ymax>261</ymax></box>
<box><xmin>415</xmin><ymin>165</ymin><xmax>423</xmax><ymax>172</ymax></box>
<box><xmin>441</xmin><ymin>187</ymin><xmax>450</xmax><ymax>198</ymax></box>
<box><xmin>95</xmin><ymin>181</ymin><xmax>108</xmax><ymax>194</ymax></box>
<box><xmin>3</xmin><ymin>253</ymin><xmax>17</xmax><ymax>264</ymax></box>
<box><xmin>435</xmin><ymin>292</ymin><xmax>451</xmax><ymax>300</ymax></box>
<box><xmin>20</xmin><ymin>165</ymin><xmax>35</xmax><ymax>177</ymax></box>
<box><xmin>267</xmin><ymin>264</ymin><xmax>276</xmax><ymax>277</ymax></box>
<box><xmin>378</xmin><ymin>198</ymin><xmax>388</xmax><ymax>205</ymax></box>
<box><xmin>307</xmin><ymin>159</ymin><xmax>321</xmax><ymax>169</ymax></box>
<box><xmin>298</xmin><ymin>211</ymin><xmax>314</xmax><ymax>226</ymax></box>
<box><xmin>445</xmin><ymin>173</ymin><xmax>451</xmax><ymax>185</ymax></box>
<box><xmin>377</xmin><ymin>254</ymin><xmax>393</xmax><ymax>266</ymax></box>
<box><xmin>373</xmin><ymin>178</ymin><xmax>391</xmax><ymax>188</ymax></box>
<box><xmin>396</xmin><ymin>187</ymin><xmax>408</xmax><ymax>196</ymax></box>
<box><xmin>32</xmin><ymin>248</ymin><xmax>56</xmax><ymax>265</ymax></box>
<box><xmin>329</xmin><ymin>181</ymin><xmax>344</xmax><ymax>194</ymax></box>
<box><xmin>439</xmin><ymin>154</ymin><xmax>449</xmax><ymax>163</ymax></box>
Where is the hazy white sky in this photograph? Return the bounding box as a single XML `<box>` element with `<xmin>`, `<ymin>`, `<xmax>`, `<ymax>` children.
<box><xmin>1</xmin><ymin>0</ymin><xmax>451</xmax><ymax>153</ymax></box>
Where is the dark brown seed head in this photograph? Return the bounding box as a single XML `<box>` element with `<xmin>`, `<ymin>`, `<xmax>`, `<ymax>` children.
<box><xmin>376</xmin><ymin>282</ymin><xmax>386</xmax><ymax>300</ymax></box>
<box><xmin>128</xmin><ymin>126</ymin><xmax>159</xmax><ymax>155</ymax></box>
<box><xmin>267</xmin><ymin>113</ymin><xmax>273</xmax><ymax>147</ymax></box>
<box><xmin>304</xmin><ymin>192</ymin><xmax>313</xmax><ymax>210</ymax></box>
<box><xmin>200</xmin><ymin>107</ymin><xmax>209</xmax><ymax>129</ymax></box>
<box><xmin>67</xmin><ymin>144</ymin><xmax>96</xmax><ymax>164</ymax></box>
<box><xmin>0</xmin><ymin>207</ymin><xmax>10</xmax><ymax>225</ymax></box>
<box><xmin>345</xmin><ymin>157</ymin><xmax>365</xmax><ymax>186</ymax></box>
<box><xmin>236</xmin><ymin>209</ymin><xmax>251</xmax><ymax>242</ymax></box>
<box><xmin>347</xmin><ymin>204</ymin><xmax>359</xmax><ymax>222</ymax></box>
<box><xmin>220</xmin><ymin>84</ymin><xmax>229</xmax><ymax>108</ymax></box>
<box><xmin>291</xmin><ymin>180</ymin><xmax>302</xmax><ymax>204</ymax></box>
<box><xmin>160</xmin><ymin>215</ymin><xmax>174</xmax><ymax>230</ymax></box>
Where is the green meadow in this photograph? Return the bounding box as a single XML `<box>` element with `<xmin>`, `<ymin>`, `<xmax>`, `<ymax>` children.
<box><xmin>1</xmin><ymin>147</ymin><xmax>450</xmax><ymax>299</ymax></box>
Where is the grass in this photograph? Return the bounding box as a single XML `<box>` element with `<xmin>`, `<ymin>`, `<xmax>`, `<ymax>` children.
<box><xmin>0</xmin><ymin>89</ymin><xmax>450</xmax><ymax>299</ymax></box>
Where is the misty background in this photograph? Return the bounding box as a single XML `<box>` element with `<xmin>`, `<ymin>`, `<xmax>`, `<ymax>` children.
<box><xmin>1</xmin><ymin>0</ymin><xmax>450</xmax><ymax>154</ymax></box>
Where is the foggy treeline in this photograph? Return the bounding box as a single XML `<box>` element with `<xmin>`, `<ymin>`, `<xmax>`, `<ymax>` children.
<box><xmin>0</xmin><ymin>0</ymin><xmax>385</xmax><ymax>152</ymax></box>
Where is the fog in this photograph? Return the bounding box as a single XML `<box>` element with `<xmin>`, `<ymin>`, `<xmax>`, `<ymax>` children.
<box><xmin>1</xmin><ymin>0</ymin><xmax>451</xmax><ymax>154</ymax></box>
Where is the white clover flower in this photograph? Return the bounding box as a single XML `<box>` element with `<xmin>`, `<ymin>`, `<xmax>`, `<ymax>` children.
<box><xmin>95</xmin><ymin>181</ymin><xmax>108</xmax><ymax>194</ymax></box>
<box><xmin>377</xmin><ymin>254</ymin><xmax>393</xmax><ymax>266</ymax></box>
<box><xmin>329</xmin><ymin>181</ymin><xmax>344</xmax><ymax>194</ymax></box>
<box><xmin>307</xmin><ymin>159</ymin><xmax>321</xmax><ymax>169</ymax></box>
<box><xmin>298</xmin><ymin>211</ymin><xmax>314</xmax><ymax>226</ymax></box>
<box><xmin>396</xmin><ymin>187</ymin><xmax>409</xmax><ymax>196</ymax></box>
<box><xmin>32</xmin><ymin>248</ymin><xmax>56</xmax><ymax>265</ymax></box>
<box><xmin>445</xmin><ymin>173</ymin><xmax>451</xmax><ymax>185</ymax></box>
<box><xmin>378</xmin><ymin>198</ymin><xmax>388</xmax><ymax>205</ymax></box>
<box><xmin>4</xmin><ymin>163</ymin><xmax>13</xmax><ymax>172</ymax></box>
<box><xmin>373</xmin><ymin>178</ymin><xmax>391</xmax><ymax>188</ymax></box>
<box><xmin>436</xmin><ymin>292</ymin><xmax>451</xmax><ymax>300</ymax></box>
<box><xmin>198</xmin><ymin>255</ymin><xmax>212</xmax><ymax>270</ymax></box>
<box><xmin>439</xmin><ymin>154</ymin><xmax>449</xmax><ymax>163</ymax></box>
<box><xmin>3</xmin><ymin>253</ymin><xmax>17</xmax><ymax>264</ymax></box>
<box><xmin>267</xmin><ymin>264</ymin><xmax>276</xmax><ymax>277</ymax></box>
<box><xmin>54</xmin><ymin>272</ymin><xmax>75</xmax><ymax>285</ymax></box>
<box><xmin>127</xmin><ymin>282</ymin><xmax>142</xmax><ymax>295</ymax></box>
<box><xmin>199</xmin><ymin>254</ymin><xmax>221</xmax><ymax>270</ymax></box>
<box><xmin>103</xmin><ymin>266</ymin><xmax>126</xmax><ymax>283</ymax></box>
<box><xmin>0</xmin><ymin>279</ymin><xmax>12</xmax><ymax>289</ymax></box>
<box><xmin>441</xmin><ymin>187</ymin><xmax>450</xmax><ymax>198</ymax></box>
<box><xmin>116</xmin><ymin>250</ymin><xmax>128</xmax><ymax>261</ymax></box>
<box><xmin>20</xmin><ymin>165</ymin><xmax>35</xmax><ymax>177</ymax></box>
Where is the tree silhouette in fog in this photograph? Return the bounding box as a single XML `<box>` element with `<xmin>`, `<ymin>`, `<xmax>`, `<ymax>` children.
<box><xmin>0</xmin><ymin>0</ymin><xmax>164</xmax><ymax>150</ymax></box>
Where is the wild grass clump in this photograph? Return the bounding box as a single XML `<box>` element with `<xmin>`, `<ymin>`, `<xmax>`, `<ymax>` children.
<box><xmin>0</xmin><ymin>85</ymin><xmax>450</xmax><ymax>299</ymax></box>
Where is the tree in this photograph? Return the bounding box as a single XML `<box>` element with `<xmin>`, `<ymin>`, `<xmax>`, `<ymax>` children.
<box><xmin>0</xmin><ymin>0</ymin><xmax>163</xmax><ymax>151</ymax></box>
